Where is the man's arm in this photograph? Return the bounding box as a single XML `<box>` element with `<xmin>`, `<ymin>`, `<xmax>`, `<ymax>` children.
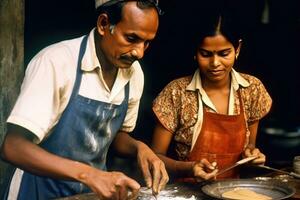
<box><xmin>1</xmin><ymin>124</ymin><xmax>84</xmax><ymax>179</ymax></box>
<box><xmin>1</xmin><ymin>124</ymin><xmax>140</xmax><ymax>199</ymax></box>
<box><xmin>112</xmin><ymin>131</ymin><xmax>169</xmax><ymax>194</ymax></box>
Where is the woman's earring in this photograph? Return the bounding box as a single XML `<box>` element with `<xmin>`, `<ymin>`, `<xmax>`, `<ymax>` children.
<box><xmin>194</xmin><ymin>55</ymin><xmax>196</xmax><ymax>60</ymax></box>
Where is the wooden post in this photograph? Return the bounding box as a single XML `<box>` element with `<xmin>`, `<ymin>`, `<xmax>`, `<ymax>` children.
<box><xmin>0</xmin><ymin>0</ymin><xmax>24</xmax><ymax>196</ymax></box>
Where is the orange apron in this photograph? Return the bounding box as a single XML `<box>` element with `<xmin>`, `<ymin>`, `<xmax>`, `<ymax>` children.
<box><xmin>187</xmin><ymin>91</ymin><xmax>246</xmax><ymax>179</ymax></box>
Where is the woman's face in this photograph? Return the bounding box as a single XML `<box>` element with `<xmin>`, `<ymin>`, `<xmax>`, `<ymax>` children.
<box><xmin>196</xmin><ymin>34</ymin><xmax>239</xmax><ymax>84</ymax></box>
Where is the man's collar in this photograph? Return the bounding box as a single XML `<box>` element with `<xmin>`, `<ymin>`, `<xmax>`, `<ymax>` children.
<box><xmin>81</xmin><ymin>28</ymin><xmax>101</xmax><ymax>72</ymax></box>
<box><xmin>80</xmin><ymin>28</ymin><xmax>135</xmax><ymax>77</ymax></box>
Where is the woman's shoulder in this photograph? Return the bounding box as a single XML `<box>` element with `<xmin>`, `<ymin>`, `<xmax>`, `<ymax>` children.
<box><xmin>237</xmin><ymin>72</ymin><xmax>272</xmax><ymax>121</ymax></box>
<box><xmin>238</xmin><ymin>71</ymin><xmax>272</xmax><ymax>103</ymax></box>
<box><xmin>164</xmin><ymin>75</ymin><xmax>193</xmax><ymax>91</ymax></box>
<box><xmin>238</xmin><ymin>72</ymin><xmax>266</xmax><ymax>88</ymax></box>
<box><xmin>238</xmin><ymin>72</ymin><xmax>271</xmax><ymax>99</ymax></box>
<box><xmin>237</xmin><ymin>72</ymin><xmax>271</xmax><ymax>101</ymax></box>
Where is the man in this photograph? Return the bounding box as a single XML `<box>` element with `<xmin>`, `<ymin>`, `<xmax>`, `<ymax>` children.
<box><xmin>0</xmin><ymin>0</ymin><xmax>168</xmax><ymax>199</ymax></box>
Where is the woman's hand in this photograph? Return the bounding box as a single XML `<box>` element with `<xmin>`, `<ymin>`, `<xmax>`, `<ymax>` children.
<box><xmin>243</xmin><ymin>147</ymin><xmax>266</xmax><ymax>165</ymax></box>
<box><xmin>193</xmin><ymin>158</ymin><xmax>218</xmax><ymax>181</ymax></box>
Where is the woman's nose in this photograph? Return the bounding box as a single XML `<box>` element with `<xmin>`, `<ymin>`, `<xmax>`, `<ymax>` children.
<box><xmin>211</xmin><ymin>55</ymin><xmax>221</xmax><ymax>67</ymax></box>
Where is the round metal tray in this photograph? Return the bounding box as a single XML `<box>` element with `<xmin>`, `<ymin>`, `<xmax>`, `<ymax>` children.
<box><xmin>201</xmin><ymin>179</ymin><xmax>295</xmax><ymax>200</ymax></box>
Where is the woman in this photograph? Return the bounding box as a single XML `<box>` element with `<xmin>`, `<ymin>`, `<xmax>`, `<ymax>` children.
<box><xmin>151</xmin><ymin>13</ymin><xmax>272</xmax><ymax>181</ymax></box>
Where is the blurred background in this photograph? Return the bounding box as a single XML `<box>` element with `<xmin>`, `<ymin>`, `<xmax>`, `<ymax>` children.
<box><xmin>1</xmin><ymin>0</ymin><xmax>300</xmax><ymax>190</ymax></box>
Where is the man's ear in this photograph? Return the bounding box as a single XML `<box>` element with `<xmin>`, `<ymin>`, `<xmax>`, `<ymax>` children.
<box><xmin>235</xmin><ymin>39</ymin><xmax>242</xmax><ymax>59</ymax></box>
<box><xmin>96</xmin><ymin>13</ymin><xmax>110</xmax><ymax>36</ymax></box>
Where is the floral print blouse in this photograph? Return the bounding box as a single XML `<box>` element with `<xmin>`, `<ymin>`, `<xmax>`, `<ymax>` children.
<box><xmin>152</xmin><ymin>69</ymin><xmax>272</xmax><ymax>161</ymax></box>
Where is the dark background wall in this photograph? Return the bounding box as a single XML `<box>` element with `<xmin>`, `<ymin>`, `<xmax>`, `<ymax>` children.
<box><xmin>25</xmin><ymin>0</ymin><xmax>300</xmax><ymax>124</ymax></box>
<box><xmin>22</xmin><ymin>0</ymin><xmax>300</xmax><ymax>182</ymax></box>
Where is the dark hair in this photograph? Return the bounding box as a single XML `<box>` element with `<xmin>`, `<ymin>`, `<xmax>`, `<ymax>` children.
<box><xmin>95</xmin><ymin>0</ymin><xmax>162</xmax><ymax>26</ymax></box>
<box><xmin>192</xmin><ymin>11</ymin><xmax>242</xmax><ymax>51</ymax></box>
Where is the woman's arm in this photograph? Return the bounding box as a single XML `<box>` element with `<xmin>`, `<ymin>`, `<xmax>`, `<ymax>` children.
<box><xmin>152</xmin><ymin>122</ymin><xmax>217</xmax><ymax>180</ymax></box>
<box><xmin>151</xmin><ymin>122</ymin><xmax>195</xmax><ymax>178</ymax></box>
<box><xmin>248</xmin><ymin>120</ymin><xmax>259</xmax><ymax>147</ymax></box>
<box><xmin>151</xmin><ymin>122</ymin><xmax>218</xmax><ymax>180</ymax></box>
<box><xmin>244</xmin><ymin>120</ymin><xmax>266</xmax><ymax>164</ymax></box>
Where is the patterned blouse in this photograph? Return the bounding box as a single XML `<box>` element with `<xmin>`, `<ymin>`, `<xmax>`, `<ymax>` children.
<box><xmin>152</xmin><ymin>69</ymin><xmax>272</xmax><ymax>161</ymax></box>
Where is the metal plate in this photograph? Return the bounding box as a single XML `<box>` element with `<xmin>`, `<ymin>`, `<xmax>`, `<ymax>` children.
<box><xmin>201</xmin><ymin>179</ymin><xmax>296</xmax><ymax>200</ymax></box>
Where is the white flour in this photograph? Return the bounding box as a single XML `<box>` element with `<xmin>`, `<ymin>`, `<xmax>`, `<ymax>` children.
<box><xmin>139</xmin><ymin>187</ymin><xmax>197</xmax><ymax>200</ymax></box>
<box><xmin>157</xmin><ymin>195</ymin><xmax>196</xmax><ymax>200</ymax></box>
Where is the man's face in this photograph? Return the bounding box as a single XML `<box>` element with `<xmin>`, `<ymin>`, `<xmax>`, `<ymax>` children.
<box><xmin>98</xmin><ymin>2</ymin><xmax>159</xmax><ymax>69</ymax></box>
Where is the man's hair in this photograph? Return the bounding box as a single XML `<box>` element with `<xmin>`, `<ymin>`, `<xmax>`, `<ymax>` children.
<box><xmin>95</xmin><ymin>0</ymin><xmax>162</xmax><ymax>26</ymax></box>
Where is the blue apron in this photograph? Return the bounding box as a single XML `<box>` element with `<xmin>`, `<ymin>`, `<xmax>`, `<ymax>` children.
<box><xmin>10</xmin><ymin>36</ymin><xmax>130</xmax><ymax>199</ymax></box>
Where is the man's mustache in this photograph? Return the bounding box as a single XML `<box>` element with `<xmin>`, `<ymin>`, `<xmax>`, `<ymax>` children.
<box><xmin>120</xmin><ymin>55</ymin><xmax>138</xmax><ymax>63</ymax></box>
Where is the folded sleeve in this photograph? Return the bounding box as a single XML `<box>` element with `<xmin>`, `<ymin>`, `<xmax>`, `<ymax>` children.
<box><xmin>152</xmin><ymin>80</ymin><xmax>182</xmax><ymax>133</ymax></box>
<box><xmin>243</xmin><ymin>76</ymin><xmax>272</xmax><ymax>123</ymax></box>
<box><xmin>7</xmin><ymin>45</ymin><xmax>74</xmax><ymax>142</ymax></box>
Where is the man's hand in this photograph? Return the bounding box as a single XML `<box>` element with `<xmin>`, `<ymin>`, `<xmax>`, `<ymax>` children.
<box><xmin>136</xmin><ymin>142</ymin><xmax>169</xmax><ymax>195</ymax></box>
<box><xmin>111</xmin><ymin>132</ymin><xmax>169</xmax><ymax>195</ymax></box>
<box><xmin>78</xmin><ymin>168</ymin><xmax>140</xmax><ymax>200</ymax></box>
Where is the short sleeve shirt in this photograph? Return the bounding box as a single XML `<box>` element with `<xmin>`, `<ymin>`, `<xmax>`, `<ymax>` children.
<box><xmin>7</xmin><ymin>28</ymin><xmax>144</xmax><ymax>142</ymax></box>
<box><xmin>152</xmin><ymin>69</ymin><xmax>272</xmax><ymax>160</ymax></box>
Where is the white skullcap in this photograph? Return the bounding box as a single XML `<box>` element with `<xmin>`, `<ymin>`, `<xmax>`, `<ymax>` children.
<box><xmin>95</xmin><ymin>0</ymin><xmax>160</xmax><ymax>11</ymax></box>
<box><xmin>95</xmin><ymin>0</ymin><xmax>120</xmax><ymax>9</ymax></box>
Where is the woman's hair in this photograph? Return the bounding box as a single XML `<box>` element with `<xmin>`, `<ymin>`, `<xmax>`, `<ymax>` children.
<box><xmin>95</xmin><ymin>0</ymin><xmax>162</xmax><ymax>26</ymax></box>
<box><xmin>192</xmin><ymin>11</ymin><xmax>243</xmax><ymax>50</ymax></box>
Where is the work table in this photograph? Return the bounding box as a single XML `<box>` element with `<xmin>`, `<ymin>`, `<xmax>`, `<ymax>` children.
<box><xmin>57</xmin><ymin>167</ymin><xmax>300</xmax><ymax>200</ymax></box>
